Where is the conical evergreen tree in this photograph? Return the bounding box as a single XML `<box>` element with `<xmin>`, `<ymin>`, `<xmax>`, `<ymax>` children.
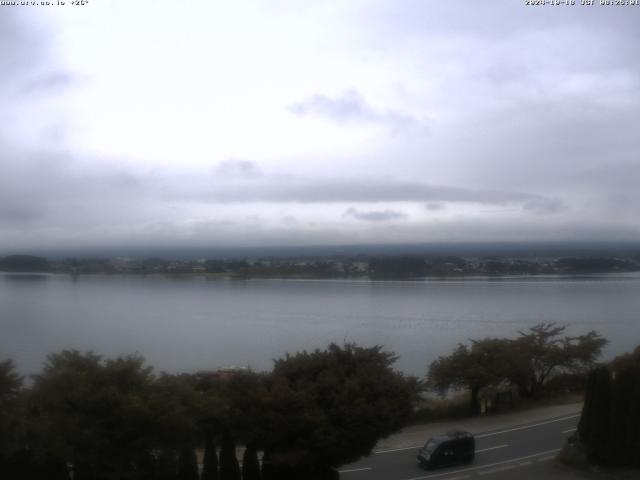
<box><xmin>156</xmin><ymin>450</ymin><xmax>179</xmax><ymax>480</ymax></box>
<box><xmin>585</xmin><ymin>366</ymin><xmax>612</xmax><ymax>465</ymax></box>
<box><xmin>631</xmin><ymin>378</ymin><xmax>640</xmax><ymax>468</ymax></box>
<box><xmin>241</xmin><ymin>444</ymin><xmax>260</xmax><ymax>480</ymax></box>
<box><xmin>577</xmin><ymin>368</ymin><xmax>596</xmax><ymax>442</ymax></box>
<box><xmin>177</xmin><ymin>447</ymin><xmax>199</xmax><ymax>480</ymax></box>
<box><xmin>201</xmin><ymin>432</ymin><xmax>219</xmax><ymax>480</ymax></box>
<box><xmin>609</xmin><ymin>367</ymin><xmax>635</xmax><ymax>465</ymax></box>
<box><xmin>259</xmin><ymin>451</ymin><xmax>274</xmax><ymax>480</ymax></box>
<box><xmin>219</xmin><ymin>431</ymin><xmax>241</xmax><ymax>480</ymax></box>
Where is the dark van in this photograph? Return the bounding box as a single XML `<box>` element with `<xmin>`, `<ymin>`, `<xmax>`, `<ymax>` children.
<box><xmin>417</xmin><ymin>429</ymin><xmax>475</xmax><ymax>469</ymax></box>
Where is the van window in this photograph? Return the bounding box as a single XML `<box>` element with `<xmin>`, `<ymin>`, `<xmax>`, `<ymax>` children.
<box><xmin>423</xmin><ymin>439</ymin><xmax>438</xmax><ymax>453</ymax></box>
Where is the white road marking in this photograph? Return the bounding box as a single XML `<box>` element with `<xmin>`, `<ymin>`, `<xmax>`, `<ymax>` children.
<box><xmin>479</xmin><ymin>465</ymin><xmax>516</xmax><ymax>475</ymax></box>
<box><xmin>475</xmin><ymin>414</ymin><xmax>580</xmax><ymax>438</ymax></box>
<box><xmin>338</xmin><ymin>466</ymin><xmax>373</xmax><ymax>474</ymax></box>
<box><xmin>373</xmin><ymin>443</ymin><xmax>506</xmax><ymax>455</ymax></box>
<box><xmin>476</xmin><ymin>444</ymin><xmax>508</xmax><ymax>453</ymax></box>
<box><xmin>402</xmin><ymin>448</ymin><xmax>561</xmax><ymax>480</ymax></box>
<box><xmin>562</xmin><ymin>428</ymin><xmax>577</xmax><ymax>434</ymax></box>
<box><xmin>375</xmin><ymin>445</ymin><xmax>423</xmax><ymax>454</ymax></box>
<box><xmin>374</xmin><ymin>414</ymin><xmax>578</xmax><ymax>454</ymax></box>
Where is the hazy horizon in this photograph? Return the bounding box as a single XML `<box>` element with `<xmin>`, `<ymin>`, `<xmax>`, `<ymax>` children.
<box><xmin>3</xmin><ymin>240</ymin><xmax>640</xmax><ymax>261</ymax></box>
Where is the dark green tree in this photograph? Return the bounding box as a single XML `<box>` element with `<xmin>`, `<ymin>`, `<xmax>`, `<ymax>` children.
<box><xmin>219</xmin><ymin>431</ymin><xmax>241</xmax><ymax>480</ymax></box>
<box><xmin>241</xmin><ymin>444</ymin><xmax>260</xmax><ymax>480</ymax></box>
<box><xmin>609</xmin><ymin>346</ymin><xmax>640</xmax><ymax>467</ymax></box>
<box><xmin>177</xmin><ymin>447</ymin><xmax>199</xmax><ymax>480</ymax></box>
<box><xmin>28</xmin><ymin>350</ymin><xmax>157</xmax><ymax>480</ymax></box>
<box><xmin>201</xmin><ymin>432</ymin><xmax>219</xmax><ymax>480</ymax></box>
<box><xmin>580</xmin><ymin>366</ymin><xmax>612</xmax><ymax>465</ymax></box>
<box><xmin>261</xmin><ymin>343</ymin><xmax>417</xmax><ymax>477</ymax></box>
<box><xmin>427</xmin><ymin>338</ymin><xmax>513</xmax><ymax>414</ymax></box>
<box><xmin>0</xmin><ymin>360</ymin><xmax>32</xmax><ymax>479</ymax></box>
<box><xmin>0</xmin><ymin>359</ymin><xmax>23</xmax><ymax>452</ymax></box>
<box><xmin>156</xmin><ymin>449</ymin><xmax>179</xmax><ymax>480</ymax></box>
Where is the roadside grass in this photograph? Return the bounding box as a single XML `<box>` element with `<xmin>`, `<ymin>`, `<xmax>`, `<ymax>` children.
<box><xmin>410</xmin><ymin>392</ymin><xmax>471</xmax><ymax>424</ymax></box>
<box><xmin>409</xmin><ymin>390</ymin><xmax>584</xmax><ymax>425</ymax></box>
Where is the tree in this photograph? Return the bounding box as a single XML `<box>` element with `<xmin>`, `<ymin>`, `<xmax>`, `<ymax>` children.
<box><xmin>608</xmin><ymin>346</ymin><xmax>640</xmax><ymax>467</ymax></box>
<box><xmin>578</xmin><ymin>366</ymin><xmax>612</xmax><ymax>465</ymax></box>
<box><xmin>261</xmin><ymin>343</ymin><xmax>417</xmax><ymax>477</ymax></box>
<box><xmin>28</xmin><ymin>350</ymin><xmax>157</xmax><ymax>480</ymax></box>
<box><xmin>511</xmin><ymin>323</ymin><xmax>607</xmax><ymax>397</ymax></box>
<box><xmin>427</xmin><ymin>338</ymin><xmax>513</xmax><ymax>414</ymax></box>
<box><xmin>0</xmin><ymin>360</ymin><xmax>27</xmax><ymax>478</ymax></box>
<box><xmin>201</xmin><ymin>432</ymin><xmax>219</xmax><ymax>480</ymax></box>
<box><xmin>177</xmin><ymin>447</ymin><xmax>198</xmax><ymax>480</ymax></box>
<box><xmin>0</xmin><ymin>254</ymin><xmax>49</xmax><ymax>272</ymax></box>
<box><xmin>219</xmin><ymin>431</ymin><xmax>241</xmax><ymax>480</ymax></box>
<box><xmin>575</xmin><ymin>345</ymin><xmax>640</xmax><ymax>468</ymax></box>
<box><xmin>241</xmin><ymin>444</ymin><xmax>260</xmax><ymax>480</ymax></box>
<box><xmin>428</xmin><ymin>324</ymin><xmax>608</xmax><ymax>412</ymax></box>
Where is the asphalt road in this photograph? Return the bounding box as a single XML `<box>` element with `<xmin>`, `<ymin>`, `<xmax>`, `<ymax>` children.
<box><xmin>339</xmin><ymin>413</ymin><xmax>580</xmax><ymax>480</ymax></box>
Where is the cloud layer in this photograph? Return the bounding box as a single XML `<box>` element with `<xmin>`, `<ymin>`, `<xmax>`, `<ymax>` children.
<box><xmin>1</xmin><ymin>2</ymin><xmax>639</xmax><ymax>251</ymax></box>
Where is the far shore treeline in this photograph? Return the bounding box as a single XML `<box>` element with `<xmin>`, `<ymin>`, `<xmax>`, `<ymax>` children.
<box><xmin>1</xmin><ymin>323</ymin><xmax>634</xmax><ymax>479</ymax></box>
<box><xmin>2</xmin><ymin>252</ymin><xmax>640</xmax><ymax>278</ymax></box>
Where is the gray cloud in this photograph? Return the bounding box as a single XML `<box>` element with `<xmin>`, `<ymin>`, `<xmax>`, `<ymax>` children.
<box><xmin>186</xmin><ymin>177</ymin><xmax>552</xmax><ymax>206</ymax></box>
<box><xmin>425</xmin><ymin>202</ymin><xmax>446</xmax><ymax>212</ymax></box>
<box><xmin>20</xmin><ymin>71</ymin><xmax>80</xmax><ymax>95</ymax></box>
<box><xmin>215</xmin><ymin>159</ymin><xmax>262</xmax><ymax>178</ymax></box>
<box><xmin>289</xmin><ymin>88</ymin><xmax>418</xmax><ymax>130</ymax></box>
<box><xmin>522</xmin><ymin>198</ymin><xmax>566</xmax><ymax>215</ymax></box>
<box><xmin>1</xmin><ymin>3</ymin><xmax>640</xmax><ymax>250</ymax></box>
<box><xmin>344</xmin><ymin>208</ymin><xmax>407</xmax><ymax>222</ymax></box>
<box><xmin>0</xmin><ymin>204</ymin><xmax>45</xmax><ymax>226</ymax></box>
<box><xmin>0</xmin><ymin>13</ymin><xmax>44</xmax><ymax>82</ymax></box>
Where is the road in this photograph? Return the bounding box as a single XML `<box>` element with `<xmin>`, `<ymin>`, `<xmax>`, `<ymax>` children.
<box><xmin>339</xmin><ymin>413</ymin><xmax>579</xmax><ymax>480</ymax></box>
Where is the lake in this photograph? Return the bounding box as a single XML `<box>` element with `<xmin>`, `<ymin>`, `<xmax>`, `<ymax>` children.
<box><xmin>1</xmin><ymin>272</ymin><xmax>639</xmax><ymax>376</ymax></box>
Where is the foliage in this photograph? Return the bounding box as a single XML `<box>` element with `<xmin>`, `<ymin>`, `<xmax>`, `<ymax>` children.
<box><xmin>369</xmin><ymin>257</ymin><xmax>428</xmax><ymax>277</ymax></box>
<box><xmin>261</xmin><ymin>343</ymin><xmax>417</xmax><ymax>474</ymax></box>
<box><xmin>0</xmin><ymin>359</ymin><xmax>26</xmax><ymax>475</ymax></box>
<box><xmin>427</xmin><ymin>323</ymin><xmax>608</xmax><ymax>412</ymax></box>
<box><xmin>0</xmin><ymin>254</ymin><xmax>49</xmax><ymax>272</ymax></box>
<box><xmin>28</xmin><ymin>350</ymin><xmax>156</xmax><ymax>480</ymax></box>
<box><xmin>219</xmin><ymin>431</ymin><xmax>241</xmax><ymax>480</ymax></box>
<box><xmin>201</xmin><ymin>432</ymin><xmax>219</xmax><ymax>480</ymax></box>
<box><xmin>2</xmin><ymin>342</ymin><xmax>415</xmax><ymax>477</ymax></box>
<box><xmin>427</xmin><ymin>338</ymin><xmax>513</xmax><ymax>413</ymax></box>
<box><xmin>511</xmin><ymin>323</ymin><xmax>607</xmax><ymax>397</ymax></box>
<box><xmin>177</xmin><ymin>447</ymin><xmax>198</xmax><ymax>480</ymax></box>
<box><xmin>241</xmin><ymin>444</ymin><xmax>261</xmax><ymax>480</ymax></box>
<box><xmin>577</xmin><ymin>346</ymin><xmax>640</xmax><ymax>467</ymax></box>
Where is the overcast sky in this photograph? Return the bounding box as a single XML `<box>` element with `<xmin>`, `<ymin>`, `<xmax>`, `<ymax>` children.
<box><xmin>1</xmin><ymin>0</ymin><xmax>639</xmax><ymax>252</ymax></box>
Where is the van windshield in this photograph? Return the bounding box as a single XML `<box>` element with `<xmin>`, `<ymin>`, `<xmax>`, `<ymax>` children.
<box><xmin>423</xmin><ymin>439</ymin><xmax>438</xmax><ymax>453</ymax></box>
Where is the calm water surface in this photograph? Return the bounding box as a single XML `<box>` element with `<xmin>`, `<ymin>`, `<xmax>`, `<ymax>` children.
<box><xmin>1</xmin><ymin>273</ymin><xmax>639</xmax><ymax>376</ymax></box>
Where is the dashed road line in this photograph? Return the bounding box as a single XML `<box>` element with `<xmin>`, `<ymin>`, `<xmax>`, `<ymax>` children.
<box><xmin>479</xmin><ymin>464</ymin><xmax>516</xmax><ymax>475</ymax></box>
<box><xmin>475</xmin><ymin>415</ymin><xmax>579</xmax><ymax>439</ymax></box>
<box><xmin>374</xmin><ymin>414</ymin><xmax>578</xmax><ymax>454</ymax></box>
<box><xmin>562</xmin><ymin>428</ymin><xmax>577</xmax><ymax>434</ymax></box>
<box><xmin>338</xmin><ymin>466</ymin><xmax>373</xmax><ymax>473</ymax></box>
<box><xmin>402</xmin><ymin>448</ymin><xmax>561</xmax><ymax>480</ymax></box>
<box><xmin>476</xmin><ymin>444</ymin><xmax>508</xmax><ymax>453</ymax></box>
<box><xmin>375</xmin><ymin>445</ymin><xmax>423</xmax><ymax>454</ymax></box>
